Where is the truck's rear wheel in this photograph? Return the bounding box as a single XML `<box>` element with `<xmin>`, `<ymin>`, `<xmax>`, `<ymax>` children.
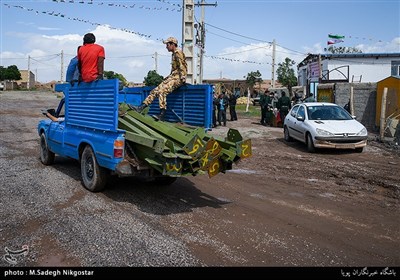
<box><xmin>40</xmin><ymin>133</ymin><xmax>55</xmax><ymax>165</ymax></box>
<box><xmin>81</xmin><ymin>145</ymin><xmax>107</xmax><ymax>192</ymax></box>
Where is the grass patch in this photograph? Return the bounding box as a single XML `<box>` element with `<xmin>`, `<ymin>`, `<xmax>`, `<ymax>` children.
<box><xmin>236</xmin><ymin>104</ymin><xmax>260</xmax><ymax>118</ymax></box>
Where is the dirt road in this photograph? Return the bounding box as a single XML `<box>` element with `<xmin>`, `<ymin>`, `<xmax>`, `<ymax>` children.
<box><xmin>0</xmin><ymin>91</ymin><xmax>399</xmax><ymax>268</ymax></box>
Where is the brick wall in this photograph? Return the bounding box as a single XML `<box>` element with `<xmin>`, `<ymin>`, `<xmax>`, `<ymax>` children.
<box><xmin>334</xmin><ymin>82</ymin><xmax>377</xmax><ymax>131</ymax></box>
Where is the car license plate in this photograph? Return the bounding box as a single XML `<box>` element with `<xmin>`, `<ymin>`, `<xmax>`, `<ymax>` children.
<box><xmin>337</xmin><ymin>144</ymin><xmax>355</xmax><ymax>149</ymax></box>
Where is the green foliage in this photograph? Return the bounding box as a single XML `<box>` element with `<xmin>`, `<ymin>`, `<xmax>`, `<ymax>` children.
<box><xmin>245</xmin><ymin>70</ymin><xmax>262</xmax><ymax>88</ymax></box>
<box><xmin>0</xmin><ymin>65</ymin><xmax>22</xmax><ymax>81</ymax></box>
<box><xmin>326</xmin><ymin>46</ymin><xmax>363</xmax><ymax>54</ymax></box>
<box><xmin>144</xmin><ymin>70</ymin><xmax>163</xmax><ymax>86</ymax></box>
<box><xmin>104</xmin><ymin>71</ymin><xmax>128</xmax><ymax>86</ymax></box>
<box><xmin>276</xmin><ymin>58</ymin><xmax>297</xmax><ymax>95</ymax></box>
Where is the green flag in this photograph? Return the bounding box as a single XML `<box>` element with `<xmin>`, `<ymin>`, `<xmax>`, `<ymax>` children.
<box><xmin>329</xmin><ymin>34</ymin><xmax>345</xmax><ymax>39</ymax></box>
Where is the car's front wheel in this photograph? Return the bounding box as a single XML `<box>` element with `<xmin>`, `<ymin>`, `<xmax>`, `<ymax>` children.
<box><xmin>40</xmin><ymin>133</ymin><xmax>55</xmax><ymax>165</ymax></box>
<box><xmin>81</xmin><ymin>145</ymin><xmax>108</xmax><ymax>192</ymax></box>
<box><xmin>284</xmin><ymin>126</ymin><xmax>292</xmax><ymax>142</ymax></box>
<box><xmin>306</xmin><ymin>133</ymin><xmax>315</xmax><ymax>153</ymax></box>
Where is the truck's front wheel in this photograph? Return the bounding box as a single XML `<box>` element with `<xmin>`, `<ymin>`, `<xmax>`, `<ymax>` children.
<box><xmin>81</xmin><ymin>145</ymin><xmax>107</xmax><ymax>192</ymax></box>
<box><xmin>40</xmin><ymin>133</ymin><xmax>55</xmax><ymax>165</ymax></box>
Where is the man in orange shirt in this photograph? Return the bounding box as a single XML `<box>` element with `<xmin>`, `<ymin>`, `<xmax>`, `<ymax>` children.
<box><xmin>78</xmin><ymin>33</ymin><xmax>105</xmax><ymax>83</ymax></box>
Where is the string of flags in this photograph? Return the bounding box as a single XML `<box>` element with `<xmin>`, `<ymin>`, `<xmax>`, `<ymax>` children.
<box><xmin>327</xmin><ymin>33</ymin><xmax>385</xmax><ymax>45</ymax></box>
<box><xmin>50</xmin><ymin>0</ymin><xmax>181</xmax><ymax>12</ymax></box>
<box><xmin>205</xmin><ymin>55</ymin><xmax>275</xmax><ymax>66</ymax></box>
<box><xmin>4</xmin><ymin>4</ymin><xmax>165</xmax><ymax>42</ymax></box>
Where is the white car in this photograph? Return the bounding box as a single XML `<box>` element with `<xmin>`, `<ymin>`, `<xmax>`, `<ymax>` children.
<box><xmin>283</xmin><ymin>102</ymin><xmax>368</xmax><ymax>153</ymax></box>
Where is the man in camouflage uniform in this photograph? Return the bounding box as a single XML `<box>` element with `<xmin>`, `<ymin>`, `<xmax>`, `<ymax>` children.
<box><xmin>133</xmin><ymin>37</ymin><xmax>187</xmax><ymax>121</ymax></box>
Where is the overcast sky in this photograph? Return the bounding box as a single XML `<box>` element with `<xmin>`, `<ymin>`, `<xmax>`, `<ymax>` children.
<box><xmin>1</xmin><ymin>0</ymin><xmax>399</xmax><ymax>83</ymax></box>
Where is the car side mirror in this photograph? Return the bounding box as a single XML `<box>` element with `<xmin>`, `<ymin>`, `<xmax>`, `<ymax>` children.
<box><xmin>296</xmin><ymin>116</ymin><xmax>305</xmax><ymax>121</ymax></box>
<box><xmin>352</xmin><ymin>115</ymin><xmax>357</xmax><ymax>119</ymax></box>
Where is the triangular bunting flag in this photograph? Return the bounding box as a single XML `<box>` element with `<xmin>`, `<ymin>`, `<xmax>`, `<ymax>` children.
<box><xmin>327</xmin><ymin>39</ymin><xmax>344</xmax><ymax>45</ymax></box>
<box><xmin>328</xmin><ymin>34</ymin><xmax>345</xmax><ymax>39</ymax></box>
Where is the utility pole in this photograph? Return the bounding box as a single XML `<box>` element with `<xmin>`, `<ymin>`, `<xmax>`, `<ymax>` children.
<box><xmin>194</xmin><ymin>0</ymin><xmax>217</xmax><ymax>84</ymax></box>
<box><xmin>60</xmin><ymin>50</ymin><xmax>64</xmax><ymax>82</ymax></box>
<box><xmin>27</xmin><ymin>55</ymin><xmax>31</xmax><ymax>90</ymax></box>
<box><xmin>182</xmin><ymin>0</ymin><xmax>194</xmax><ymax>84</ymax></box>
<box><xmin>271</xmin><ymin>39</ymin><xmax>276</xmax><ymax>88</ymax></box>
<box><xmin>154</xmin><ymin>52</ymin><xmax>158</xmax><ymax>73</ymax></box>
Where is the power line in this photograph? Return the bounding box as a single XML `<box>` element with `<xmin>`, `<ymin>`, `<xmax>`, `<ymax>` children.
<box><xmin>206</xmin><ymin>22</ymin><xmax>272</xmax><ymax>44</ymax></box>
<box><xmin>207</xmin><ymin>30</ymin><xmax>259</xmax><ymax>46</ymax></box>
<box><xmin>276</xmin><ymin>43</ymin><xmax>307</xmax><ymax>56</ymax></box>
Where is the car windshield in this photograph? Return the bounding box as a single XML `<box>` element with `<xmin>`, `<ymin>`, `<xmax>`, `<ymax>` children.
<box><xmin>307</xmin><ymin>105</ymin><xmax>353</xmax><ymax>121</ymax></box>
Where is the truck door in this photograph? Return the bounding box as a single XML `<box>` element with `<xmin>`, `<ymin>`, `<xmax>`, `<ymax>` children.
<box><xmin>47</xmin><ymin>99</ymin><xmax>65</xmax><ymax>155</ymax></box>
<box><xmin>47</xmin><ymin>122</ymin><xmax>64</xmax><ymax>155</ymax></box>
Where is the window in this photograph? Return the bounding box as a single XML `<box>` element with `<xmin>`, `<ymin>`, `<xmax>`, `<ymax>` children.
<box><xmin>297</xmin><ymin>106</ymin><xmax>305</xmax><ymax>119</ymax></box>
<box><xmin>391</xmin><ymin>60</ymin><xmax>400</xmax><ymax>76</ymax></box>
<box><xmin>290</xmin><ymin>105</ymin><xmax>300</xmax><ymax>117</ymax></box>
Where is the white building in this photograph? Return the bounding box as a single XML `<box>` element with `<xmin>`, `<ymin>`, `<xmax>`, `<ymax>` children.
<box><xmin>297</xmin><ymin>53</ymin><xmax>400</xmax><ymax>95</ymax></box>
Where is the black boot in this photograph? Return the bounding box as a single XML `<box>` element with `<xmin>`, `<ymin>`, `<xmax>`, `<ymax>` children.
<box><xmin>128</xmin><ymin>103</ymin><xmax>147</xmax><ymax>113</ymax></box>
<box><xmin>158</xmin><ymin>108</ymin><xmax>166</xmax><ymax>121</ymax></box>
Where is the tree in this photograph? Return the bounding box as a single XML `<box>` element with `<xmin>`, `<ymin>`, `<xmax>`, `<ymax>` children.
<box><xmin>245</xmin><ymin>70</ymin><xmax>262</xmax><ymax>95</ymax></box>
<box><xmin>276</xmin><ymin>58</ymin><xmax>297</xmax><ymax>96</ymax></box>
<box><xmin>244</xmin><ymin>70</ymin><xmax>262</xmax><ymax>112</ymax></box>
<box><xmin>104</xmin><ymin>71</ymin><xmax>128</xmax><ymax>86</ymax></box>
<box><xmin>0</xmin><ymin>65</ymin><xmax>21</xmax><ymax>81</ymax></box>
<box><xmin>0</xmin><ymin>66</ymin><xmax>5</xmax><ymax>81</ymax></box>
<box><xmin>325</xmin><ymin>46</ymin><xmax>363</xmax><ymax>54</ymax></box>
<box><xmin>143</xmin><ymin>70</ymin><xmax>163</xmax><ymax>86</ymax></box>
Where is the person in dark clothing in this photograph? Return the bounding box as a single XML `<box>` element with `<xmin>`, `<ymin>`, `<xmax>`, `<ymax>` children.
<box><xmin>217</xmin><ymin>92</ymin><xmax>228</xmax><ymax>126</ymax></box>
<box><xmin>277</xmin><ymin>91</ymin><xmax>291</xmax><ymax>125</ymax></box>
<box><xmin>344</xmin><ymin>99</ymin><xmax>351</xmax><ymax>114</ymax></box>
<box><xmin>228</xmin><ymin>93</ymin><xmax>238</xmax><ymax>121</ymax></box>
<box><xmin>212</xmin><ymin>92</ymin><xmax>219</xmax><ymax>128</ymax></box>
<box><xmin>259</xmin><ymin>90</ymin><xmax>269</xmax><ymax>125</ymax></box>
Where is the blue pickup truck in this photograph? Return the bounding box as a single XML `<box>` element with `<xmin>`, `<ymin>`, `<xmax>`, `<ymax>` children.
<box><xmin>38</xmin><ymin>79</ymin><xmax>251</xmax><ymax>192</ymax></box>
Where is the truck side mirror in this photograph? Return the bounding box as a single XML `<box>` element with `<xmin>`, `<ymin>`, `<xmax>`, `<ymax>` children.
<box><xmin>47</xmin><ymin>108</ymin><xmax>56</xmax><ymax>116</ymax></box>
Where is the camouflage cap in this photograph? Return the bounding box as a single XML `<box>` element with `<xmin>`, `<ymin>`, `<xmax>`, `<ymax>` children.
<box><xmin>163</xmin><ymin>37</ymin><xmax>178</xmax><ymax>45</ymax></box>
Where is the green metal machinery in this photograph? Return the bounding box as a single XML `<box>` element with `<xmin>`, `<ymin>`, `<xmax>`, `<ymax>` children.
<box><xmin>118</xmin><ymin>103</ymin><xmax>252</xmax><ymax>179</ymax></box>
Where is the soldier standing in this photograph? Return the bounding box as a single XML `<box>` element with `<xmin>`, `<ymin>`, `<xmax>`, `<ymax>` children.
<box><xmin>228</xmin><ymin>92</ymin><xmax>238</xmax><ymax>121</ymax></box>
<box><xmin>133</xmin><ymin>37</ymin><xmax>187</xmax><ymax>121</ymax></box>
<box><xmin>277</xmin><ymin>91</ymin><xmax>291</xmax><ymax>126</ymax></box>
<box><xmin>259</xmin><ymin>90</ymin><xmax>269</xmax><ymax>126</ymax></box>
